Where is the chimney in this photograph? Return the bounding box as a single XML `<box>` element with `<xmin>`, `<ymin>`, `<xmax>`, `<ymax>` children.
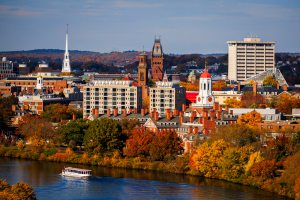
<box><xmin>123</xmin><ymin>109</ymin><xmax>127</xmax><ymax>117</ymax></box>
<box><xmin>179</xmin><ymin>115</ymin><xmax>184</xmax><ymax>124</ymax></box>
<box><xmin>188</xmin><ymin>126</ymin><xmax>193</xmax><ymax>134</ymax></box>
<box><xmin>182</xmin><ymin>104</ymin><xmax>186</xmax><ymax>112</ymax></box>
<box><xmin>216</xmin><ymin>111</ymin><xmax>221</xmax><ymax>120</ymax></box>
<box><xmin>193</xmin><ymin>126</ymin><xmax>199</xmax><ymax>134</ymax></box>
<box><xmin>107</xmin><ymin>109</ymin><xmax>111</xmax><ymax>117</ymax></box>
<box><xmin>253</xmin><ymin>81</ymin><xmax>257</xmax><ymax>94</ymax></box>
<box><xmin>210</xmin><ymin>111</ymin><xmax>215</xmax><ymax>121</ymax></box>
<box><xmin>169</xmin><ymin>111</ymin><xmax>173</xmax><ymax>119</ymax></box>
<box><xmin>134</xmin><ymin>108</ymin><xmax>137</xmax><ymax>114</ymax></box>
<box><xmin>203</xmin><ymin>111</ymin><xmax>208</xmax><ymax>119</ymax></box>
<box><xmin>225</xmin><ymin>105</ymin><xmax>229</xmax><ymax>113</ymax></box>
<box><xmin>92</xmin><ymin>108</ymin><xmax>95</xmax><ymax>115</ymax></box>
<box><xmin>238</xmin><ymin>82</ymin><xmax>241</xmax><ymax>92</ymax></box>
<box><xmin>166</xmin><ymin>110</ymin><xmax>171</xmax><ymax>121</ymax></box>
<box><xmin>141</xmin><ymin>108</ymin><xmax>145</xmax><ymax>117</ymax></box>
<box><xmin>154</xmin><ymin>112</ymin><xmax>159</xmax><ymax>121</ymax></box>
<box><xmin>230</xmin><ymin>109</ymin><xmax>233</xmax><ymax>115</ymax></box>
<box><xmin>72</xmin><ymin>113</ymin><xmax>77</xmax><ymax>120</ymax></box>
<box><xmin>114</xmin><ymin>108</ymin><xmax>118</xmax><ymax>117</ymax></box>
<box><xmin>189</xmin><ymin>115</ymin><xmax>194</xmax><ymax>123</ymax></box>
<box><xmin>213</xmin><ymin>102</ymin><xmax>219</xmax><ymax>110</ymax></box>
<box><xmin>276</xmin><ymin>83</ymin><xmax>280</xmax><ymax>90</ymax></box>
<box><xmin>219</xmin><ymin>105</ymin><xmax>223</xmax><ymax>112</ymax></box>
<box><xmin>174</xmin><ymin>109</ymin><xmax>179</xmax><ymax>116</ymax></box>
<box><xmin>198</xmin><ymin>117</ymin><xmax>203</xmax><ymax>124</ymax></box>
<box><xmin>95</xmin><ymin>108</ymin><xmax>99</xmax><ymax>118</ymax></box>
<box><xmin>12</xmin><ymin>105</ymin><xmax>16</xmax><ymax>112</ymax></box>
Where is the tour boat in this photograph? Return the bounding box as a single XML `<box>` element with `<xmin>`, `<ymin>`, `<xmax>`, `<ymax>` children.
<box><xmin>61</xmin><ymin>167</ymin><xmax>92</xmax><ymax>178</ymax></box>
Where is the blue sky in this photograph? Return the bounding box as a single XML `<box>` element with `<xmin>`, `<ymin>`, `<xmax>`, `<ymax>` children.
<box><xmin>0</xmin><ymin>0</ymin><xmax>299</xmax><ymax>54</ymax></box>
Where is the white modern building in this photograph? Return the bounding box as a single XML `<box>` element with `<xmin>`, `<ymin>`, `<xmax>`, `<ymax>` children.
<box><xmin>150</xmin><ymin>74</ymin><xmax>186</xmax><ymax>116</ymax></box>
<box><xmin>227</xmin><ymin>37</ymin><xmax>275</xmax><ymax>82</ymax></box>
<box><xmin>83</xmin><ymin>80</ymin><xmax>142</xmax><ymax>117</ymax></box>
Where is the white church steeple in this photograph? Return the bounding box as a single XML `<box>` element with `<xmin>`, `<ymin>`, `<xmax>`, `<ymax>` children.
<box><xmin>62</xmin><ymin>24</ymin><xmax>71</xmax><ymax>73</ymax></box>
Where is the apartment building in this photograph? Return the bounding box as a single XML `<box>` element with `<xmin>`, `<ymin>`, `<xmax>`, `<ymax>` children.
<box><xmin>228</xmin><ymin>37</ymin><xmax>275</xmax><ymax>82</ymax></box>
<box><xmin>150</xmin><ymin>79</ymin><xmax>186</xmax><ymax>116</ymax></box>
<box><xmin>0</xmin><ymin>57</ymin><xmax>17</xmax><ymax>80</ymax></box>
<box><xmin>83</xmin><ymin>80</ymin><xmax>142</xmax><ymax>117</ymax></box>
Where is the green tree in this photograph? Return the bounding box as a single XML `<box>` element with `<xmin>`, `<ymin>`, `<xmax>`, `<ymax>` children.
<box><xmin>83</xmin><ymin>118</ymin><xmax>125</xmax><ymax>154</ymax></box>
<box><xmin>59</xmin><ymin>119</ymin><xmax>89</xmax><ymax>147</ymax></box>
<box><xmin>211</xmin><ymin>124</ymin><xmax>260</xmax><ymax>147</ymax></box>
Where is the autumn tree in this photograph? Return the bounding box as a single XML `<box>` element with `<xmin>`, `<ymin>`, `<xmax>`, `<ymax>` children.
<box><xmin>275</xmin><ymin>93</ymin><xmax>300</xmax><ymax>114</ymax></box>
<box><xmin>250</xmin><ymin>159</ymin><xmax>277</xmax><ymax>179</ymax></box>
<box><xmin>123</xmin><ymin>127</ymin><xmax>154</xmax><ymax>158</ymax></box>
<box><xmin>190</xmin><ymin>140</ymin><xmax>228</xmax><ymax>178</ymax></box>
<box><xmin>149</xmin><ymin>130</ymin><xmax>183</xmax><ymax>161</ymax></box>
<box><xmin>83</xmin><ymin>117</ymin><xmax>125</xmax><ymax>154</ymax></box>
<box><xmin>119</xmin><ymin>118</ymin><xmax>139</xmax><ymax>137</ymax></box>
<box><xmin>41</xmin><ymin>103</ymin><xmax>81</xmax><ymax>122</ymax></box>
<box><xmin>179</xmin><ymin>81</ymin><xmax>199</xmax><ymax>91</ymax></box>
<box><xmin>224</xmin><ymin>98</ymin><xmax>242</xmax><ymax>108</ymax></box>
<box><xmin>0</xmin><ymin>179</ymin><xmax>36</xmax><ymax>200</ymax></box>
<box><xmin>263</xmin><ymin>75</ymin><xmax>278</xmax><ymax>87</ymax></box>
<box><xmin>18</xmin><ymin>114</ymin><xmax>58</xmax><ymax>148</ymax></box>
<box><xmin>237</xmin><ymin>111</ymin><xmax>262</xmax><ymax>129</ymax></box>
<box><xmin>213</xmin><ymin>80</ymin><xmax>227</xmax><ymax>91</ymax></box>
<box><xmin>142</xmin><ymin>96</ymin><xmax>150</xmax><ymax>109</ymax></box>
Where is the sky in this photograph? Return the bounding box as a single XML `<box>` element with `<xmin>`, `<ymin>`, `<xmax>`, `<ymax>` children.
<box><xmin>0</xmin><ymin>0</ymin><xmax>299</xmax><ymax>54</ymax></box>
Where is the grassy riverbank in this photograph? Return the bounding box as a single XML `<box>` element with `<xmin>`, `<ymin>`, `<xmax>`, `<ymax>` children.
<box><xmin>0</xmin><ymin>144</ymin><xmax>299</xmax><ymax>199</ymax></box>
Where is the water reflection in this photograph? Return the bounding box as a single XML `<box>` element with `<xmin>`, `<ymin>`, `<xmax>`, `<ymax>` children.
<box><xmin>0</xmin><ymin>158</ymin><xmax>286</xmax><ymax>200</ymax></box>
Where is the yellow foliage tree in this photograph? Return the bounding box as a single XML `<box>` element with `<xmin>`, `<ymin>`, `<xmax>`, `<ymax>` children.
<box><xmin>179</xmin><ymin>81</ymin><xmax>199</xmax><ymax>91</ymax></box>
<box><xmin>225</xmin><ymin>98</ymin><xmax>242</xmax><ymax>108</ymax></box>
<box><xmin>237</xmin><ymin>111</ymin><xmax>262</xmax><ymax>129</ymax></box>
<box><xmin>190</xmin><ymin>140</ymin><xmax>228</xmax><ymax>178</ymax></box>
<box><xmin>263</xmin><ymin>75</ymin><xmax>278</xmax><ymax>87</ymax></box>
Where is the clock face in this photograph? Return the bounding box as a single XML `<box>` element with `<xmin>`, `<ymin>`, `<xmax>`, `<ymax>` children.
<box><xmin>208</xmin><ymin>96</ymin><xmax>213</xmax><ymax>102</ymax></box>
<box><xmin>197</xmin><ymin>97</ymin><xmax>201</xmax><ymax>102</ymax></box>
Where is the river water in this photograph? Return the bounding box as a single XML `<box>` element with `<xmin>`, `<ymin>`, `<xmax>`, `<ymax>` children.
<box><xmin>0</xmin><ymin>158</ymin><xmax>285</xmax><ymax>200</ymax></box>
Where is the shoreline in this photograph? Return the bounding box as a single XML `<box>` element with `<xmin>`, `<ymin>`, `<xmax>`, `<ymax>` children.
<box><xmin>0</xmin><ymin>145</ymin><xmax>291</xmax><ymax>199</ymax></box>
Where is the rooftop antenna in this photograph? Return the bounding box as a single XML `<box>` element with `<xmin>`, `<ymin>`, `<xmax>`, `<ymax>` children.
<box><xmin>204</xmin><ymin>58</ymin><xmax>208</xmax><ymax>71</ymax></box>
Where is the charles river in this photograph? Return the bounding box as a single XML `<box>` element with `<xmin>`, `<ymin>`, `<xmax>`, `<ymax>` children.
<box><xmin>0</xmin><ymin>158</ymin><xmax>286</xmax><ymax>200</ymax></box>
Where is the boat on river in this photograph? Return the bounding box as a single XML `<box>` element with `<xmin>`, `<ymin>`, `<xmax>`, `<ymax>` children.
<box><xmin>61</xmin><ymin>167</ymin><xmax>92</xmax><ymax>178</ymax></box>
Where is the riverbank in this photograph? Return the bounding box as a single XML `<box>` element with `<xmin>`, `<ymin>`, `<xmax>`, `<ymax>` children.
<box><xmin>0</xmin><ymin>145</ymin><xmax>296</xmax><ymax>199</ymax></box>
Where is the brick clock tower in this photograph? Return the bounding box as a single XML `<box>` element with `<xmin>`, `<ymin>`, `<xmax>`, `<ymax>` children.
<box><xmin>151</xmin><ymin>39</ymin><xmax>164</xmax><ymax>82</ymax></box>
<box><xmin>138</xmin><ymin>52</ymin><xmax>148</xmax><ymax>86</ymax></box>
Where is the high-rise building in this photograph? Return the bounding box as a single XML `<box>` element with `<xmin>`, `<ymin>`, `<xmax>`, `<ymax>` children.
<box><xmin>0</xmin><ymin>57</ymin><xmax>17</xmax><ymax>80</ymax></box>
<box><xmin>83</xmin><ymin>80</ymin><xmax>142</xmax><ymax>117</ymax></box>
<box><xmin>62</xmin><ymin>25</ymin><xmax>71</xmax><ymax>73</ymax></box>
<box><xmin>150</xmin><ymin>74</ymin><xmax>186</xmax><ymax>116</ymax></box>
<box><xmin>227</xmin><ymin>37</ymin><xmax>275</xmax><ymax>82</ymax></box>
<box><xmin>151</xmin><ymin>39</ymin><xmax>164</xmax><ymax>82</ymax></box>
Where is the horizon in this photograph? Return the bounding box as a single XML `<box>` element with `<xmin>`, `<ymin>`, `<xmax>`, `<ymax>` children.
<box><xmin>0</xmin><ymin>0</ymin><xmax>299</xmax><ymax>54</ymax></box>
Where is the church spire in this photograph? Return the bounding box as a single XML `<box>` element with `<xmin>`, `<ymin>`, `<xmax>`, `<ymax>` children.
<box><xmin>62</xmin><ymin>24</ymin><xmax>71</xmax><ymax>73</ymax></box>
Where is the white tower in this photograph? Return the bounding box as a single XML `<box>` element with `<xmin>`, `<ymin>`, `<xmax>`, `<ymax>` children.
<box><xmin>36</xmin><ymin>76</ymin><xmax>44</xmax><ymax>90</ymax></box>
<box><xmin>62</xmin><ymin>24</ymin><xmax>71</xmax><ymax>73</ymax></box>
<box><xmin>192</xmin><ymin>64</ymin><xmax>214</xmax><ymax>108</ymax></box>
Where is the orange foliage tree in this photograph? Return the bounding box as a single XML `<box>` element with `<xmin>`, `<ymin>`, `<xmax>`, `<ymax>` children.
<box><xmin>275</xmin><ymin>93</ymin><xmax>300</xmax><ymax>114</ymax></box>
<box><xmin>241</xmin><ymin>92</ymin><xmax>266</xmax><ymax>108</ymax></box>
<box><xmin>123</xmin><ymin>127</ymin><xmax>154</xmax><ymax>158</ymax></box>
<box><xmin>237</xmin><ymin>111</ymin><xmax>262</xmax><ymax>129</ymax></box>
<box><xmin>213</xmin><ymin>80</ymin><xmax>227</xmax><ymax>91</ymax></box>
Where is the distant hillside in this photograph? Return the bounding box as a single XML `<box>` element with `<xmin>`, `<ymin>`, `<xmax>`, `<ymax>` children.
<box><xmin>0</xmin><ymin>49</ymin><xmax>143</xmax><ymax>66</ymax></box>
